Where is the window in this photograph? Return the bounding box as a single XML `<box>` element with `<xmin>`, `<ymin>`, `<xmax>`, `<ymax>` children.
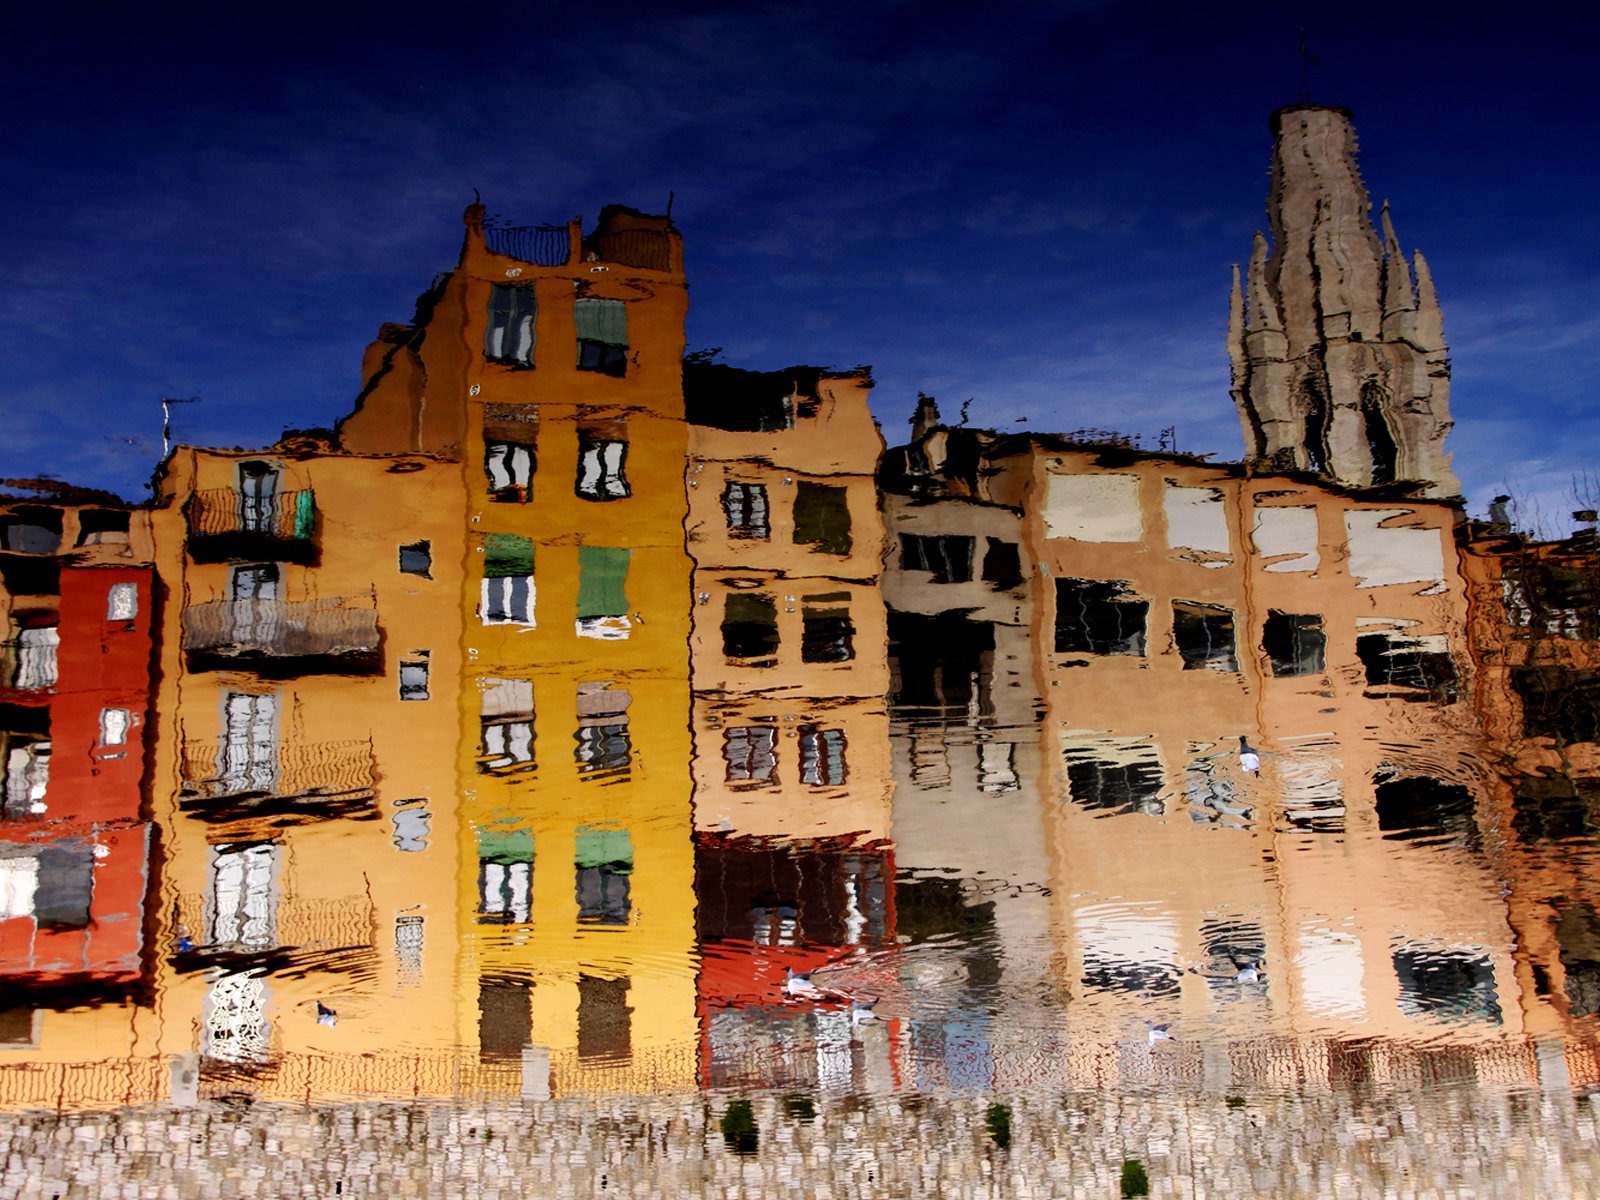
<box><xmin>798</xmin><ymin>726</ymin><xmax>847</xmax><ymax>786</ymax></box>
<box><xmin>478</xmin><ymin>826</ymin><xmax>533</xmax><ymax>924</ymax></box>
<box><xmin>1054</xmin><ymin>578</ymin><xmax>1148</xmax><ymax>656</ymax></box>
<box><xmin>13</xmin><ymin>626</ymin><xmax>58</xmax><ymax>690</ymax></box>
<box><xmin>1357</xmin><ymin>631</ymin><xmax>1457</xmax><ymax>704</ymax></box>
<box><xmin>3</xmin><ymin>740</ymin><xmax>50</xmax><ymax>817</ymax></box>
<box><xmin>1172</xmin><ymin>601</ymin><xmax>1239</xmax><ymax>672</ymax></box>
<box><xmin>485</xmin><ymin>283</ymin><xmax>536</xmax><ymax>366</ymax></box>
<box><xmin>899</xmin><ymin>533</ymin><xmax>973</xmax><ymax>583</ymax></box>
<box><xmin>575</xmin><ymin>681</ymin><xmax>631</xmax><ymax>782</ymax></box>
<box><xmin>722</xmin><ymin>482</ymin><xmax>770</xmax><ymax>539</ymax></box>
<box><xmin>479</xmin><ymin>976</ymin><xmax>532</xmax><ymax>1059</ymax></box>
<box><xmin>1263</xmin><ymin>611</ymin><xmax>1326</xmax><ymax>676</ymax></box>
<box><xmin>722</xmin><ymin>592</ymin><xmax>778</xmax><ymax>663</ymax></box>
<box><xmin>221</xmin><ymin>692</ymin><xmax>277</xmax><ymax>792</ymax></box>
<box><xmin>981</xmin><ymin>538</ymin><xmax>1025</xmax><ymax>588</ymax></box>
<box><xmin>230</xmin><ymin>563</ymin><xmax>279</xmax><ymax>601</ymax></box>
<box><xmin>209</xmin><ymin>842</ymin><xmax>278</xmax><ymax>948</ymax></box>
<box><xmin>479</xmin><ymin>677</ymin><xmax>535</xmax><ymax>775</ymax></box>
<box><xmin>236</xmin><ymin>461</ymin><xmax>280</xmax><ymax>534</ymax></box>
<box><xmin>574</xmin><ymin>297</ymin><xmax>628</xmax><ymax>376</ymax></box>
<box><xmin>399</xmin><ymin>660</ymin><xmax>430</xmax><ymax>701</ymax></box>
<box><xmin>801</xmin><ymin>593</ymin><xmax>855</xmax><ymax>663</ymax></box>
<box><xmin>577</xmin><ymin>974</ymin><xmax>632</xmax><ymax>1060</ymax></box>
<box><xmin>1063</xmin><ymin>742</ymin><xmax>1165</xmax><ymax>817</ymax></box>
<box><xmin>399</xmin><ymin>541</ymin><xmax>432</xmax><ymax>578</ymax></box>
<box><xmin>98</xmin><ymin>708</ymin><xmax>131</xmax><ymax>747</ymax></box>
<box><xmin>485</xmin><ymin>440</ymin><xmax>535</xmax><ymax>502</ymax></box>
<box><xmin>576</xmin><ymin>435</ymin><xmax>629</xmax><ymax>501</ymax></box>
<box><xmin>76</xmin><ymin>509</ymin><xmax>130</xmax><ymax>547</ymax></box>
<box><xmin>724</xmin><ymin>726</ymin><xmax>778</xmax><ymax>787</ymax></box>
<box><xmin>576</xmin><ymin>546</ymin><xmax>630</xmax><ymax>639</ymax></box>
<box><xmin>390</xmin><ymin>804</ymin><xmax>431</xmax><ymax>852</ymax></box>
<box><xmin>792</xmin><ymin>482</ymin><xmax>851</xmax><ymax>555</ymax></box>
<box><xmin>0</xmin><ymin>509</ymin><xmax>61</xmax><ymax>554</ymax></box>
<box><xmin>106</xmin><ymin>581</ymin><xmax>138</xmax><ymax>620</ymax></box>
<box><xmin>481</xmin><ymin>533</ymin><xmax>534</xmax><ymax>626</ymax></box>
<box><xmin>575</xmin><ymin>828</ymin><xmax>633</xmax><ymax>925</ymax></box>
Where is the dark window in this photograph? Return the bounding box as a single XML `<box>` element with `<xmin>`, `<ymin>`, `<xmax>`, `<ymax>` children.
<box><xmin>1392</xmin><ymin>944</ymin><xmax>1501</xmax><ymax>1025</ymax></box>
<box><xmin>485</xmin><ymin>284</ymin><xmax>536</xmax><ymax>366</ymax></box>
<box><xmin>1172</xmin><ymin>601</ymin><xmax>1239</xmax><ymax>672</ymax></box>
<box><xmin>724</xmin><ymin>726</ymin><xmax>778</xmax><ymax>786</ymax></box>
<box><xmin>792</xmin><ymin>482</ymin><xmax>851</xmax><ymax>555</ymax></box>
<box><xmin>1054</xmin><ymin>578</ymin><xmax>1148</xmax><ymax>656</ymax></box>
<box><xmin>1374</xmin><ymin>774</ymin><xmax>1476</xmax><ymax>843</ymax></box>
<box><xmin>722</xmin><ymin>593</ymin><xmax>778</xmax><ymax>662</ymax></box>
<box><xmin>576</xmin><ymin>974</ymin><xmax>632</xmax><ymax>1060</ymax></box>
<box><xmin>485</xmin><ymin>440</ymin><xmax>535</xmax><ymax>502</ymax></box>
<box><xmin>981</xmin><ymin>538</ymin><xmax>1024</xmax><ymax>588</ymax></box>
<box><xmin>801</xmin><ymin>593</ymin><xmax>854</xmax><ymax>663</ymax></box>
<box><xmin>574</xmin><ymin>298</ymin><xmax>627</xmax><ymax>376</ymax></box>
<box><xmin>0</xmin><ymin>508</ymin><xmax>62</xmax><ymax>554</ymax></box>
<box><xmin>478</xmin><ymin>976</ymin><xmax>532</xmax><ymax>1060</ymax></box>
<box><xmin>1262</xmin><ymin>611</ymin><xmax>1324</xmax><ymax>676</ymax></box>
<box><xmin>1511</xmin><ymin>666</ymin><xmax>1600</xmax><ymax>746</ymax></box>
<box><xmin>722</xmin><ymin>482</ymin><xmax>770</xmax><ymax>539</ymax></box>
<box><xmin>1357</xmin><ymin>633</ymin><xmax>1458</xmax><ymax>704</ymax></box>
<box><xmin>575</xmin><ymin>829</ymin><xmax>633</xmax><ymax>926</ymax></box>
<box><xmin>899</xmin><ymin>533</ymin><xmax>974</xmax><ymax>583</ymax></box>
<box><xmin>399</xmin><ymin>541</ymin><xmax>432</xmax><ymax>578</ymax></box>
<box><xmin>76</xmin><ymin>509</ymin><xmax>130</xmax><ymax>547</ymax></box>
<box><xmin>1361</xmin><ymin>382</ymin><xmax>1398</xmax><ymax>486</ymax></box>
<box><xmin>1064</xmin><ymin>752</ymin><xmax>1165</xmax><ymax>817</ymax></box>
<box><xmin>230</xmin><ymin>563</ymin><xmax>279</xmax><ymax>601</ymax></box>
<box><xmin>798</xmin><ymin>726</ymin><xmax>847</xmax><ymax>786</ymax></box>
<box><xmin>33</xmin><ymin>842</ymin><xmax>94</xmax><ymax>929</ymax></box>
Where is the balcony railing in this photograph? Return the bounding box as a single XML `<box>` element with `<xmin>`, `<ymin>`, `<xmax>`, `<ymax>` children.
<box><xmin>0</xmin><ymin>631</ymin><xmax>58</xmax><ymax>699</ymax></box>
<box><xmin>179</xmin><ymin>738</ymin><xmax>378</xmax><ymax>824</ymax></box>
<box><xmin>184</xmin><ymin>489</ymin><xmax>317</xmax><ymax>564</ymax></box>
<box><xmin>182</xmin><ymin>597</ymin><xmax>380</xmax><ymax>674</ymax></box>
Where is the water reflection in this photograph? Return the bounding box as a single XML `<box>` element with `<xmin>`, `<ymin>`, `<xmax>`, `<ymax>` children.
<box><xmin>3</xmin><ymin>124</ymin><xmax>1600</xmax><ymax>1183</ymax></box>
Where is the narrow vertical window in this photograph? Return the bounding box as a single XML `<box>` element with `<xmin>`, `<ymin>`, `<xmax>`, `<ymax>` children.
<box><xmin>1172</xmin><ymin>601</ymin><xmax>1239</xmax><ymax>672</ymax></box>
<box><xmin>236</xmin><ymin>461</ymin><xmax>280</xmax><ymax>534</ymax></box>
<box><xmin>98</xmin><ymin>708</ymin><xmax>131</xmax><ymax>747</ymax></box>
<box><xmin>792</xmin><ymin>482</ymin><xmax>852</xmax><ymax>555</ymax></box>
<box><xmin>478</xmin><ymin>827</ymin><xmax>533</xmax><ymax>924</ymax></box>
<box><xmin>723</xmin><ymin>726</ymin><xmax>779</xmax><ymax>786</ymax></box>
<box><xmin>574</xmin><ymin>297</ymin><xmax>628</xmax><ymax>376</ymax></box>
<box><xmin>798</xmin><ymin>726</ymin><xmax>847</xmax><ymax>786</ymax></box>
<box><xmin>484</xmin><ymin>440</ymin><xmax>535</xmax><ymax>502</ymax></box>
<box><xmin>481</xmin><ymin>533</ymin><xmax>534</xmax><ymax>626</ymax></box>
<box><xmin>576</xmin><ymin>974</ymin><xmax>632</xmax><ymax>1061</ymax></box>
<box><xmin>479</xmin><ymin>677</ymin><xmax>535</xmax><ymax>775</ymax></box>
<box><xmin>576</xmin><ymin>432</ymin><xmax>630</xmax><ymax>500</ymax></box>
<box><xmin>576</xmin><ymin>547</ymin><xmax>630</xmax><ymax>639</ymax></box>
<box><xmin>1263</xmin><ymin>611</ymin><xmax>1326</xmax><ymax>677</ymax></box>
<box><xmin>722</xmin><ymin>482</ymin><xmax>770</xmax><ymax>539</ymax></box>
<box><xmin>485</xmin><ymin>284</ymin><xmax>536</xmax><ymax>366</ymax></box>
<box><xmin>574</xmin><ymin>681</ymin><xmax>631</xmax><ymax>782</ymax></box>
<box><xmin>575</xmin><ymin>828</ymin><xmax>633</xmax><ymax>926</ymax></box>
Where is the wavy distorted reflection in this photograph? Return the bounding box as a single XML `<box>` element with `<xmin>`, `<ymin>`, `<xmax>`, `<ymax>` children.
<box><xmin>2</xmin><ymin>116</ymin><xmax>1600</xmax><ymax>1185</ymax></box>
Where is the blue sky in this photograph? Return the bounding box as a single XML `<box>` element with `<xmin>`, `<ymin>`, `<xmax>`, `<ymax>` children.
<box><xmin>3</xmin><ymin>1</ymin><xmax>1596</xmax><ymax>530</ymax></box>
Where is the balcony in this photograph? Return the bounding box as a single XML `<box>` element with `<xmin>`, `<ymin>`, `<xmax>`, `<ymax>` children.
<box><xmin>179</xmin><ymin>738</ymin><xmax>378</xmax><ymax>826</ymax></box>
<box><xmin>183</xmin><ymin>488</ymin><xmax>318</xmax><ymax>565</ymax></box>
<box><xmin>182</xmin><ymin>596</ymin><xmax>380</xmax><ymax>676</ymax></box>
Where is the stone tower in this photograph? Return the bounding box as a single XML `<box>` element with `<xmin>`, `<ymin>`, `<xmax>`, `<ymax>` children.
<box><xmin>1228</xmin><ymin>105</ymin><xmax>1460</xmax><ymax>498</ymax></box>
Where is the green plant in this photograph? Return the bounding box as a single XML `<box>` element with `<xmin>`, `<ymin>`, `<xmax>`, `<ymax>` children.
<box><xmin>1121</xmin><ymin>1158</ymin><xmax>1150</xmax><ymax>1197</ymax></box>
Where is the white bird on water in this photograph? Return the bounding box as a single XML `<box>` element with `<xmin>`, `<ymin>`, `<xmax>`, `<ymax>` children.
<box><xmin>784</xmin><ymin>969</ymin><xmax>823</xmax><ymax>999</ymax></box>
<box><xmin>1147</xmin><ymin>1021</ymin><xmax>1174</xmax><ymax>1046</ymax></box>
<box><xmin>1238</xmin><ymin>736</ymin><xmax>1260</xmax><ymax>776</ymax></box>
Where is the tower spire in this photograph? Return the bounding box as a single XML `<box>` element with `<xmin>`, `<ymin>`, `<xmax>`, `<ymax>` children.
<box><xmin>1228</xmin><ymin>105</ymin><xmax>1460</xmax><ymax>498</ymax></box>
